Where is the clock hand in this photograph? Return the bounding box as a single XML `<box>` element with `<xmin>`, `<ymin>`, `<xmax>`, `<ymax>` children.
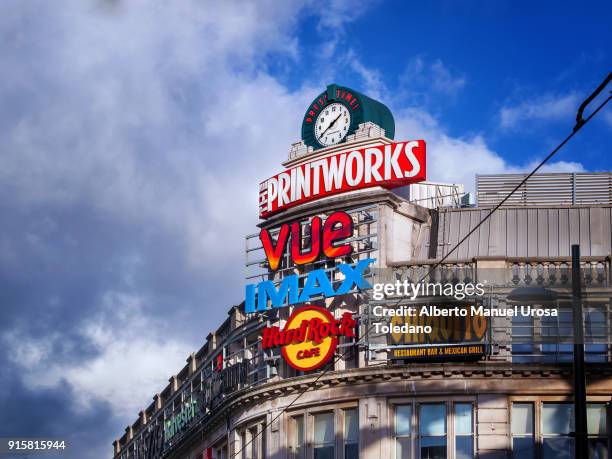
<box><xmin>318</xmin><ymin>114</ymin><xmax>342</xmax><ymax>140</ymax></box>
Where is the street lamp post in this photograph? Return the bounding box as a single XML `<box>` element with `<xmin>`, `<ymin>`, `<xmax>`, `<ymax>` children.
<box><xmin>572</xmin><ymin>244</ymin><xmax>588</xmax><ymax>458</ymax></box>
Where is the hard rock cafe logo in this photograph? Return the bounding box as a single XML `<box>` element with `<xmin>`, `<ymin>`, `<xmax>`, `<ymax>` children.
<box><xmin>261</xmin><ymin>306</ymin><xmax>357</xmax><ymax>371</ymax></box>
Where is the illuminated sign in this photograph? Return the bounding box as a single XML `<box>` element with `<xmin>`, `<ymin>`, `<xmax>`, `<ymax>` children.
<box><xmin>262</xmin><ymin>306</ymin><xmax>357</xmax><ymax>371</ymax></box>
<box><xmin>245</xmin><ymin>210</ymin><xmax>375</xmax><ymax>313</ymax></box>
<box><xmin>259</xmin><ymin>140</ymin><xmax>426</xmax><ymax>218</ymax></box>
<box><xmin>245</xmin><ymin>258</ymin><xmax>373</xmax><ymax>313</ymax></box>
<box><xmin>388</xmin><ymin>305</ymin><xmax>488</xmax><ymax>345</ymax></box>
<box><xmin>384</xmin><ymin>304</ymin><xmax>490</xmax><ymax>362</ymax></box>
<box><xmin>260</xmin><ymin>210</ymin><xmax>353</xmax><ymax>271</ymax></box>
<box><xmin>390</xmin><ymin>343</ymin><xmax>486</xmax><ymax>361</ymax></box>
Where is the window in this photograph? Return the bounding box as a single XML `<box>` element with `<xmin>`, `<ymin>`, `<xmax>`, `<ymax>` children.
<box><xmin>511</xmin><ymin>403</ymin><xmax>535</xmax><ymax>459</ymax></box>
<box><xmin>395</xmin><ymin>405</ymin><xmax>412</xmax><ymax>459</ymax></box>
<box><xmin>395</xmin><ymin>402</ymin><xmax>473</xmax><ymax>459</ymax></box>
<box><xmin>454</xmin><ymin>403</ymin><xmax>473</xmax><ymax>459</ymax></box>
<box><xmin>237</xmin><ymin>421</ymin><xmax>265</xmax><ymax>459</ymax></box>
<box><xmin>585</xmin><ymin>309</ymin><xmax>608</xmax><ymax>363</ymax></box>
<box><xmin>512</xmin><ymin>315</ymin><xmax>534</xmax><ymax>363</ymax></box>
<box><xmin>419</xmin><ymin>404</ymin><xmax>447</xmax><ymax>459</ymax></box>
<box><xmin>513</xmin><ymin>401</ymin><xmax>610</xmax><ymax>459</ymax></box>
<box><xmin>343</xmin><ymin>409</ymin><xmax>358</xmax><ymax>459</ymax></box>
<box><xmin>587</xmin><ymin>404</ymin><xmax>608</xmax><ymax>459</ymax></box>
<box><xmin>241</xmin><ymin>431</ymin><xmax>247</xmax><ymax>459</ymax></box>
<box><xmin>215</xmin><ymin>444</ymin><xmax>228</xmax><ymax>459</ymax></box>
<box><xmin>249</xmin><ymin>427</ymin><xmax>258</xmax><ymax>459</ymax></box>
<box><xmin>542</xmin><ymin>403</ymin><xmax>574</xmax><ymax>459</ymax></box>
<box><xmin>541</xmin><ymin>310</ymin><xmax>573</xmax><ymax>363</ymax></box>
<box><xmin>290</xmin><ymin>408</ymin><xmax>358</xmax><ymax>459</ymax></box>
<box><xmin>313</xmin><ymin>412</ymin><xmax>335</xmax><ymax>459</ymax></box>
<box><xmin>291</xmin><ymin>416</ymin><xmax>304</xmax><ymax>459</ymax></box>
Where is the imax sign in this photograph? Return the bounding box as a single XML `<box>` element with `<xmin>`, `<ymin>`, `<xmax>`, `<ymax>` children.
<box><xmin>245</xmin><ymin>258</ymin><xmax>374</xmax><ymax>313</ymax></box>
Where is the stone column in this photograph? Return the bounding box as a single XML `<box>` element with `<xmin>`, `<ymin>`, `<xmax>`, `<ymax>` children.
<box><xmin>359</xmin><ymin>396</ymin><xmax>389</xmax><ymax>459</ymax></box>
<box><xmin>476</xmin><ymin>394</ymin><xmax>510</xmax><ymax>458</ymax></box>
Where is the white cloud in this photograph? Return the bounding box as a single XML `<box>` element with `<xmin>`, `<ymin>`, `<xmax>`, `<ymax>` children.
<box><xmin>499</xmin><ymin>92</ymin><xmax>580</xmax><ymax>129</ymax></box>
<box><xmin>311</xmin><ymin>54</ymin><xmax>587</xmax><ymax>206</ymax></box>
<box><xmin>399</xmin><ymin>56</ymin><xmax>466</xmax><ymax>99</ymax></box>
<box><xmin>430</xmin><ymin>59</ymin><xmax>466</xmax><ymax>94</ymax></box>
<box><xmin>394</xmin><ymin>106</ymin><xmax>585</xmax><ymax>192</ymax></box>
<box><xmin>527</xmin><ymin>160</ymin><xmax>585</xmax><ymax>173</ymax></box>
<box><xmin>311</xmin><ymin>0</ymin><xmax>379</xmax><ymax>59</ymax></box>
<box><xmin>0</xmin><ymin>1</ymin><xmax>315</xmax><ymax>273</ymax></box>
<box><xmin>0</xmin><ymin>0</ymin><xmax>317</xmax><ymax>444</ymax></box>
<box><xmin>3</xmin><ymin>293</ymin><xmax>190</xmax><ymax>419</ymax></box>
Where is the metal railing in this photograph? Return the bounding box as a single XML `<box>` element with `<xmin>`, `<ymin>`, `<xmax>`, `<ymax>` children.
<box><xmin>477</xmin><ymin>172</ymin><xmax>612</xmax><ymax>207</ymax></box>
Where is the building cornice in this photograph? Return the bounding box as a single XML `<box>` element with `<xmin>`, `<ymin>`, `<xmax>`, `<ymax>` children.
<box><xmin>165</xmin><ymin>362</ymin><xmax>612</xmax><ymax>458</ymax></box>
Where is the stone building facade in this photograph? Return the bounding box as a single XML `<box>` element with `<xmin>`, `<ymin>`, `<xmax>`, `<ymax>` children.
<box><xmin>113</xmin><ymin>132</ymin><xmax>612</xmax><ymax>459</ymax></box>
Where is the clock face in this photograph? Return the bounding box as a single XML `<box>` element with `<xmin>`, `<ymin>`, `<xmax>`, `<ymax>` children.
<box><xmin>314</xmin><ymin>102</ymin><xmax>351</xmax><ymax>147</ymax></box>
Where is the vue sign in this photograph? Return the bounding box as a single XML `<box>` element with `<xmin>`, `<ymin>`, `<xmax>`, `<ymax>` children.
<box><xmin>260</xmin><ymin>211</ymin><xmax>353</xmax><ymax>271</ymax></box>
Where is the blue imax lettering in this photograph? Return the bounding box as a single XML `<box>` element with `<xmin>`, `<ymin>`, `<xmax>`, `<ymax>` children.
<box><xmin>245</xmin><ymin>258</ymin><xmax>375</xmax><ymax>313</ymax></box>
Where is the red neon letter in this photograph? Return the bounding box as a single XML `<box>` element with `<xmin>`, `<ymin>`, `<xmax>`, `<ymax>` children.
<box><xmin>260</xmin><ymin>224</ymin><xmax>290</xmax><ymax>271</ymax></box>
<box><xmin>291</xmin><ymin>217</ymin><xmax>321</xmax><ymax>265</ymax></box>
<box><xmin>323</xmin><ymin>211</ymin><xmax>353</xmax><ymax>258</ymax></box>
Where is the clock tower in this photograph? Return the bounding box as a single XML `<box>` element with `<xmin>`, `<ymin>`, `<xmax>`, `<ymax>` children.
<box><xmin>299</xmin><ymin>83</ymin><xmax>395</xmax><ymax>152</ymax></box>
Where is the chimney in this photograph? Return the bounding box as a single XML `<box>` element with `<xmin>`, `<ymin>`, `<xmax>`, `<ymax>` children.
<box><xmin>169</xmin><ymin>375</ymin><xmax>179</xmax><ymax>393</ymax></box>
<box><xmin>187</xmin><ymin>352</ymin><xmax>197</xmax><ymax>375</ymax></box>
<box><xmin>113</xmin><ymin>440</ymin><xmax>121</xmax><ymax>456</ymax></box>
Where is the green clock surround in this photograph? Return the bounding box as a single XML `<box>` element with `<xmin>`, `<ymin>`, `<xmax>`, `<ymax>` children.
<box><xmin>301</xmin><ymin>84</ymin><xmax>395</xmax><ymax>150</ymax></box>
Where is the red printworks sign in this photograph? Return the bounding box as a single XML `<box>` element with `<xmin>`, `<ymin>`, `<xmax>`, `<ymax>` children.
<box><xmin>259</xmin><ymin>140</ymin><xmax>426</xmax><ymax>218</ymax></box>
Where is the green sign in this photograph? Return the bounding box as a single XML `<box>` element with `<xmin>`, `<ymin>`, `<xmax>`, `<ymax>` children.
<box><xmin>164</xmin><ymin>400</ymin><xmax>197</xmax><ymax>442</ymax></box>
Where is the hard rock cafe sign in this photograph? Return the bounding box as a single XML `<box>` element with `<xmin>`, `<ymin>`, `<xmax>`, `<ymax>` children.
<box><xmin>261</xmin><ymin>306</ymin><xmax>357</xmax><ymax>371</ymax></box>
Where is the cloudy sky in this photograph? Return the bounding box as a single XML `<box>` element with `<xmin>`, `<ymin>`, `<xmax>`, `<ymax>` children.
<box><xmin>0</xmin><ymin>1</ymin><xmax>610</xmax><ymax>458</ymax></box>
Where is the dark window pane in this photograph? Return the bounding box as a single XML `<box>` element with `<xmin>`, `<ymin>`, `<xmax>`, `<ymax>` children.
<box><xmin>588</xmin><ymin>438</ymin><xmax>608</xmax><ymax>459</ymax></box>
<box><xmin>513</xmin><ymin>438</ymin><xmax>535</xmax><ymax>459</ymax></box>
<box><xmin>420</xmin><ymin>436</ymin><xmax>446</xmax><ymax>459</ymax></box>
<box><xmin>455</xmin><ymin>436</ymin><xmax>473</xmax><ymax>459</ymax></box>
<box><xmin>344</xmin><ymin>443</ymin><xmax>358</xmax><ymax>459</ymax></box>
<box><xmin>543</xmin><ymin>438</ymin><xmax>574</xmax><ymax>459</ymax></box>
<box><xmin>313</xmin><ymin>446</ymin><xmax>334</xmax><ymax>459</ymax></box>
<box><xmin>585</xmin><ymin>344</ymin><xmax>608</xmax><ymax>362</ymax></box>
